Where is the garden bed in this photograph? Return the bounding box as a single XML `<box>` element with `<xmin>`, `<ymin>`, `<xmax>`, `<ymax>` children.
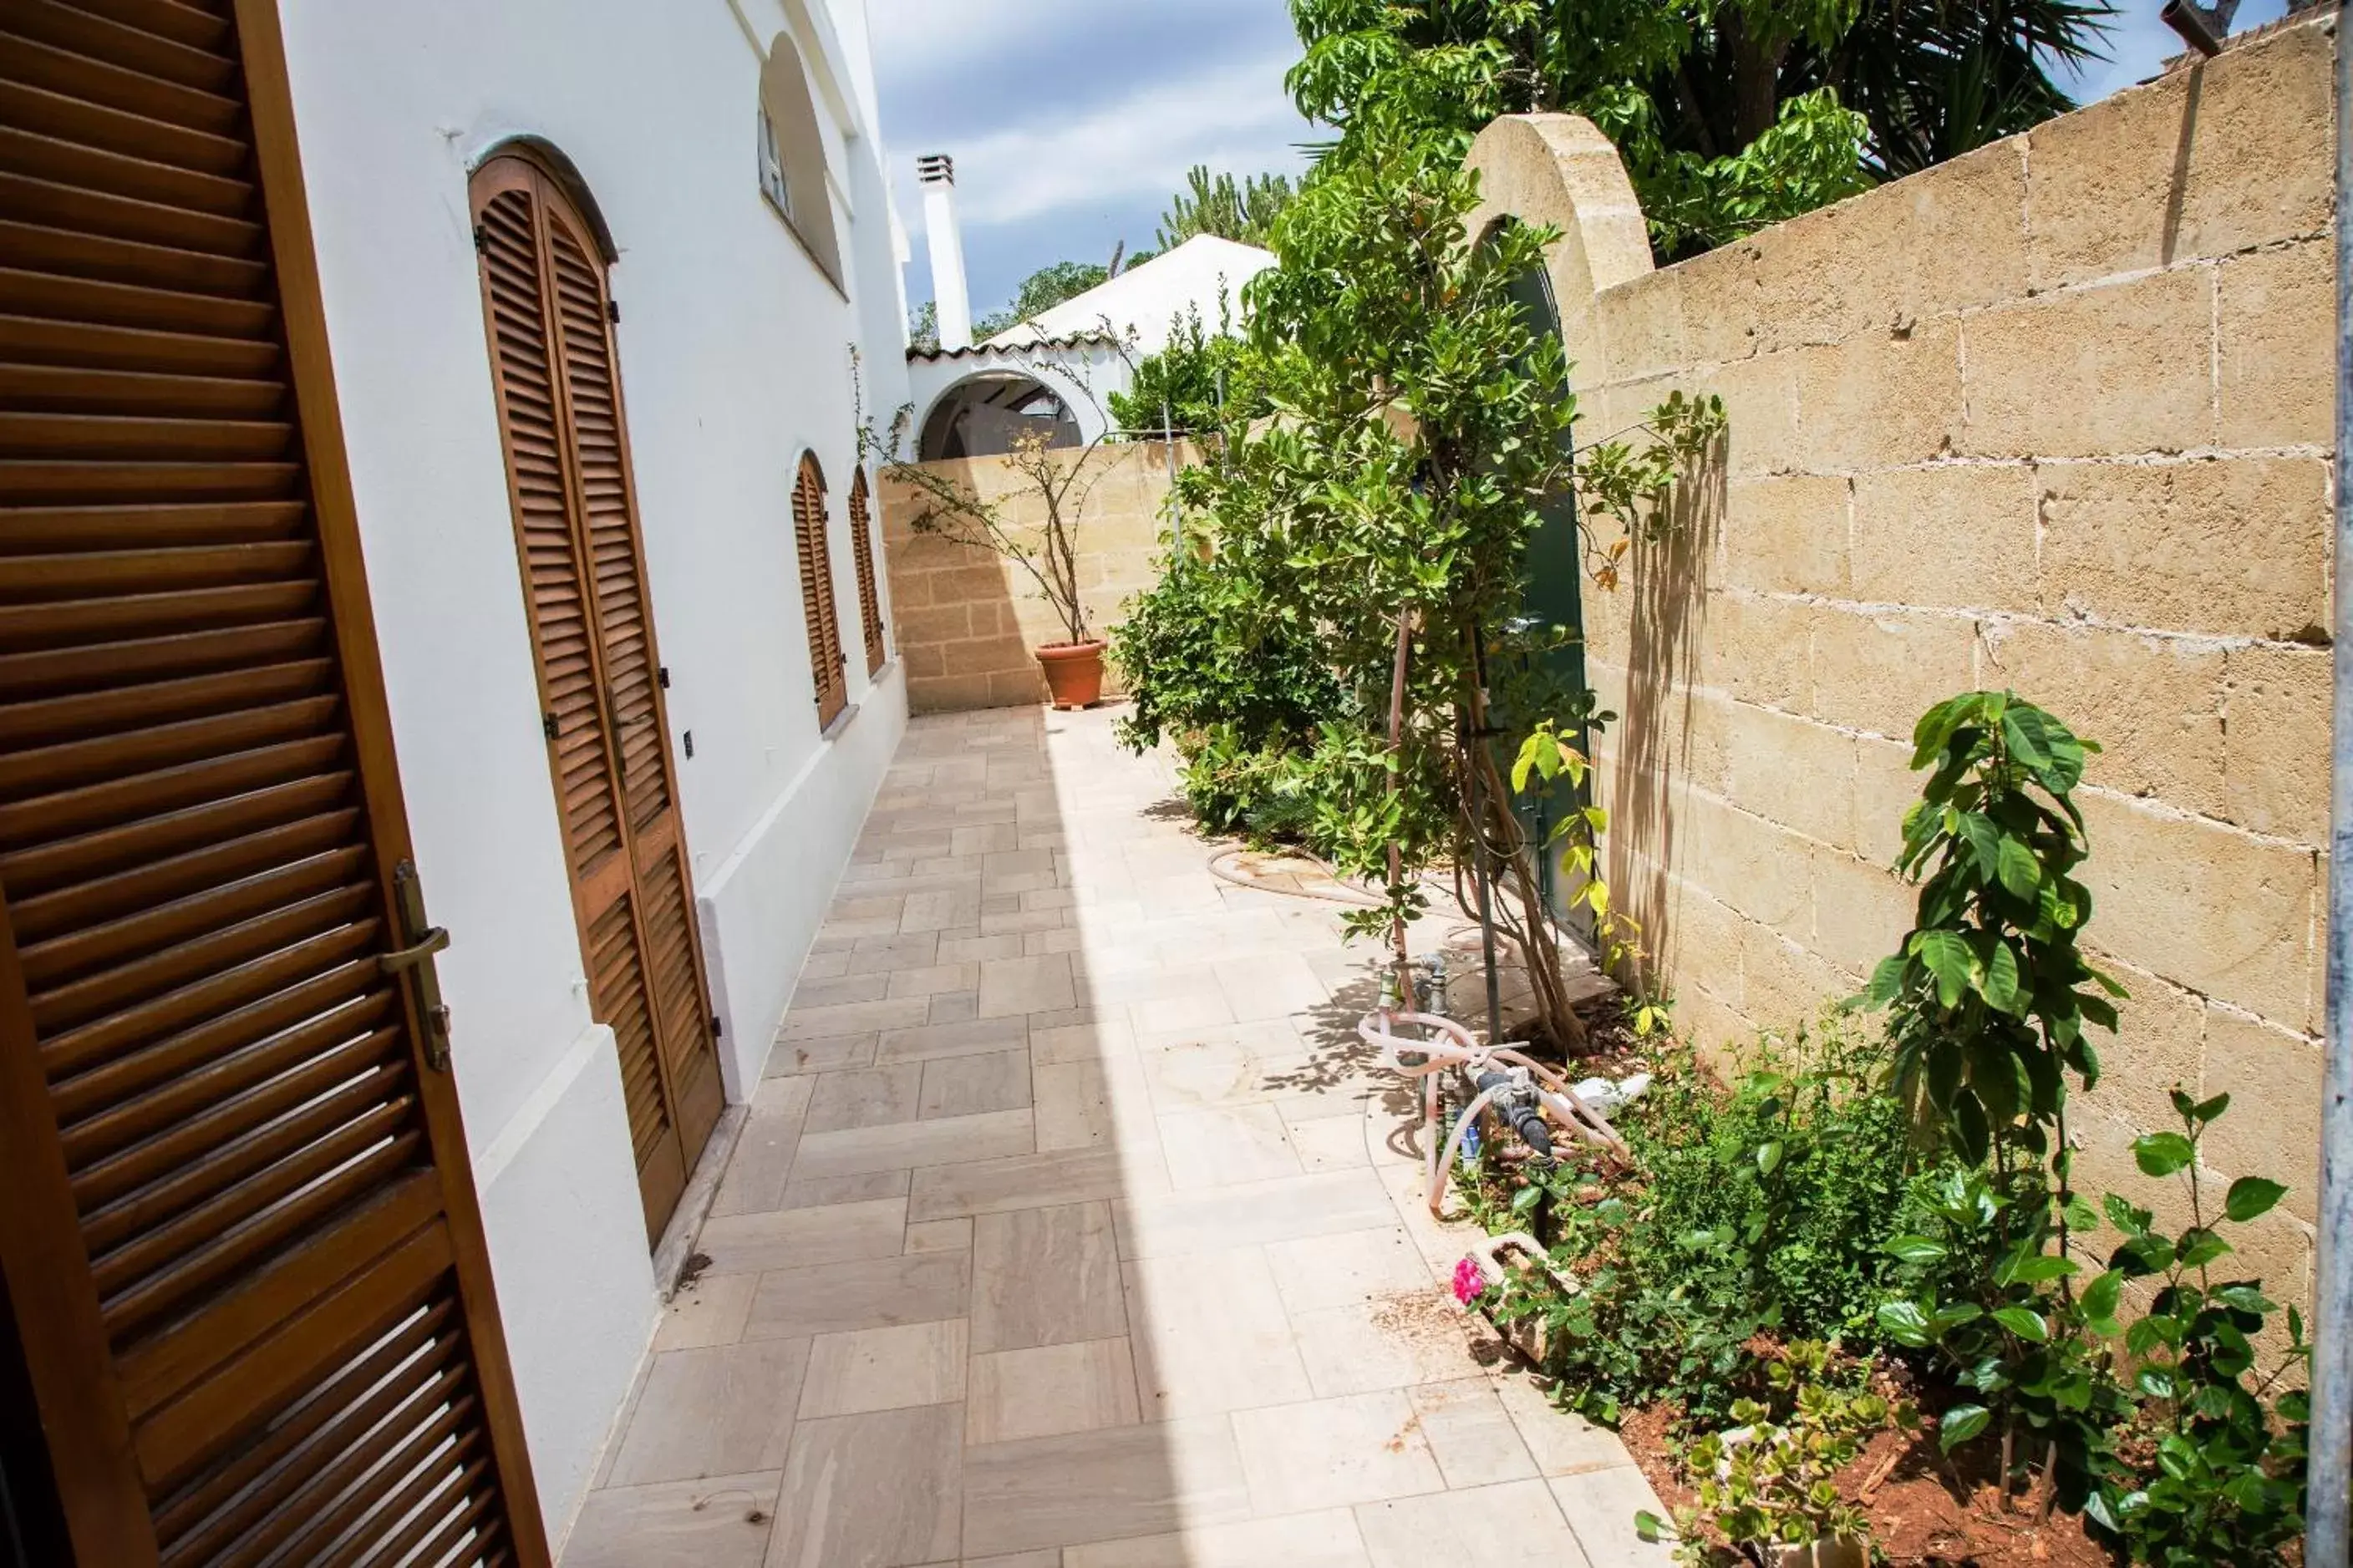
<box><xmin>1619</xmin><ymin>1403</ymin><xmax>2115</xmax><ymax>1567</ymax></box>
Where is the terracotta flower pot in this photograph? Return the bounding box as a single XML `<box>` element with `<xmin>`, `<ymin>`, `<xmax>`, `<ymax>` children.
<box><xmin>1035</xmin><ymin>639</ymin><xmax>1108</xmax><ymax>709</ymax></box>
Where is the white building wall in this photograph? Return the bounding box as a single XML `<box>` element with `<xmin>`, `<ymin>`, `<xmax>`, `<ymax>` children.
<box><xmin>277</xmin><ymin>0</ymin><xmax>910</xmax><ymax>1539</ymax></box>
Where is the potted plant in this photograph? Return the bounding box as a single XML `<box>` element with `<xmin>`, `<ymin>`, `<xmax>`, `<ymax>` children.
<box><xmin>865</xmin><ymin>339</ymin><xmax>1136</xmax><ymax>710</ymax></box>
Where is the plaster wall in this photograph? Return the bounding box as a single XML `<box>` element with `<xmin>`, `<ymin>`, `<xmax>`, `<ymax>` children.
<box><xmin>1469</xmin><ymin>16</ymin><xmax>2336</xmax><ymax>1307</ymax></box>
<box><xmin>277</xmin><ymin>0</ymin><xmax>908</xmax><ymax>1537</ymax></box>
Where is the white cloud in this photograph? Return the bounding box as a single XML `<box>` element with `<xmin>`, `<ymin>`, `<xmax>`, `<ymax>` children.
<box><xmin>900</xmin><ymin>48</ymin><xmax>1311</xmax><ymax>236</ymax></box>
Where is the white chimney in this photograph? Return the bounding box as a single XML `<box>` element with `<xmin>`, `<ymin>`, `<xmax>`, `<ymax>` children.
<box><xmin>917</xmin><ymin>154</ymin><xmax>972</xmax><ymax>351</ymax></box>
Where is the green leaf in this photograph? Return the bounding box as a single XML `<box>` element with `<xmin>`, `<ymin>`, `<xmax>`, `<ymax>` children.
<box><xmin>2224</xmin><ymin>1176</ymin><xmax>2287</xmax><ymax>1223</ymax></box>
<box><xmin>1992</xmin><ymin>1306</ymin><xmax>2050</xmax><ymax>1342</ymax></box>
<box><xmin>1510</xmin><ymin>1183</ymin><xmax>1544</xmax><ymax>1215</ymax></box>
<box><xmin>1756</xmin><ymin>1139</ymin><xmax>1783</xmax><ymax>1176</ymax></box>
<box><xmin>1982</xmin><ymin>940</ymin><xmax>2023</xmax><ymax>1014</ymax></box>
<box><xmin>1877</xmin><ymin>1300</ymin><xmax>1932</xmax><ymax>1348</ymax></box>
<box><xmin>1913</xmin><ymin>929</ymin><xmax>1974</xmax><ymax>1009</ymax></box>
<box><xmin>2133</xmin><ymin>1132</ymin><xmax>2195</xmax><ymax>1178</ymax></box>
<box><xmin>1995</xmin><ymin>835</ymin><xmax>2041</xmax><ymax>898</ymax></box>
<box><xmin>2178</xmin><ymin>1228</ymin><xmax>2233</xmax><ymax>1269</ymax></box>
<box><xmin>1959</xmin><ymin>812</ymin><xmax>2001</xmax><ymax>876</ymax></box>
<box><xmin>1939</xmin><ymin>1403</ymin><xmax>1992</xmax><ymax>1452</ymax></box>
<box><xmin>2081</xmin><ymin>1269</ymin><xmax>2124</xmax><ymax>1327</ymax></box>
<box><xmin>1884</xmin><ymin>1235</ymin><xmax>1949</xmax><ymax>1266</ymax></box>
<box><xmin>1864</xmin><ymin>953</ymin><xmax>1906</xmax><ymax>1008</ymax></box>
<box><xmin>1927</xmin><ymin>1302</ymin><xmax>1985</xmax><ymax>1337</ymax></box>
<box><xmin>1633</xmin><ymin>1510</ymin><xmax>1669</xmax><ymax>1544</ymax></box>
<box><xmin>2000</xmin><ymin>1254</ymin><xmax>2078</xmax><ymax>1286</ymax></box>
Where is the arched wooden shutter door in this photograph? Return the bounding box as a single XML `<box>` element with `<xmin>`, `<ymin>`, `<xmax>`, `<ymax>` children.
<box><xmin>847</xmin><ymin>469</ymin><xmax>885</xmax><ymax>677</ymax></box>
<box><xmin>471</xmin><ymin>156</ymin><xmax>723</xmax><ymax>1244</ymax></box>
<box><xmin>0</xmin><ymin>2</ymin><xmax>547</xmax><ymax>1563</ymax></box>
<box><xmin>793</xmin><ymin>458</ymin><xmax>845</xmax><ymax>728</ymax></box>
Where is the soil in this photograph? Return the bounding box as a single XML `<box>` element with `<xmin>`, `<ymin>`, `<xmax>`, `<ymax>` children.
<box><xmin>1619</xmin><ymin>1403</ymin><xmax>2117</xmax><ymax>1567</ymax></box>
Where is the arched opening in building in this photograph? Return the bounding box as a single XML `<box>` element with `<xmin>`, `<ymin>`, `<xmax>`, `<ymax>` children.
<box><xmin>917</xmin><ymin>373</ymin><xmax>1080</xmax><ymax>460</ymax></box>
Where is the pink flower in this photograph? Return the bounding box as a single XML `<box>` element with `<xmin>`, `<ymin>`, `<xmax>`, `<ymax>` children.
<box><xmin>1452</xmin><ymin>1256</ymin><xmax>1489</xmax><ymax>1307</ymax></box>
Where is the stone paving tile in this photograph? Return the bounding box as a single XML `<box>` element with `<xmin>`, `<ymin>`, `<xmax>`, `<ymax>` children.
<box><xmin>1062</xmin><ymin>1509</ymin><xmax>1373</xmax><ymax>1567</ymax></box>
<box><xmin>1354</xmin><ymin>1478</ymin><xmax>1593</xmax><ymax>1567</ymax></box>
<box><xmin>607</xmin><ymin>1339</ymin><xmax>810</xmax><ymax>1486</ymax></box>
<box><xmin>694</xmin><ymin>1198</ymin><xmax>908</xmax><ymax>1276</ymax></box>
<box><xmin>653</xmin><ymin>1274</ymin><xmax>756</xmax><ymax>1352</ymax></box>
<box><xmin>743</xmin><ymin>1251</ymin><xmax>968</xmax><ymax>1342</ymax></box>
<box><xmin>1551</xmin><ymin>1468</ymin><xmax>1681</xmax><ymax>1565</ymax></box>
<box><xmin>1229</xmin><ymin>1389</ymin><xmax>1447</xmax><ymax>1515</ymax></box>
<box><xmin>563</xmin><ymin>1472</ymin><xmax>781</xmax><ymax>1568</ymax></box>
<box><xmin>561</xmin><ymin>706</ymin><xmax>1661</xmax><ymax>1566</ymax></box>
<box><xmin>798</xmin><ymin>1318</ymin><xmax>967</xmax><ymax>1418</ymax></box>
<box><xmin>961</xmin><ymin>1416</ymin><xmax>1252</xmax><ymax>1558</ymax></box>
<box><xmin>917</xmin><ymin>1048</ymin><xmax>1030</xmax><ymax>1119</ymax></box>
<box><xmin>965</xmin><ymin>1336</ymin><xmax>1141</xmax><ymax>1444</ymax></box>
<box><xmin>766</xmin><ymin>1403</ymin><xmax>964</xmax><ymax>1568</ymax></box>
<box><xmin>971</xmin><ymin>1200</ymin><xmax>1126</xmax><ymax>1353</ymax></box>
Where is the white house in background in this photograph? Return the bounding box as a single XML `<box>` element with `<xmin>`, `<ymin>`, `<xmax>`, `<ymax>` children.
<box><xmin>904</xmin><ymin>163</ymin><xmax>1277</xmax><ymax>457</ymax></box>
<box><xmin>0</xmin><ymin>1</ymin><xmax>909</xmax><ymax>1560</ymax></box>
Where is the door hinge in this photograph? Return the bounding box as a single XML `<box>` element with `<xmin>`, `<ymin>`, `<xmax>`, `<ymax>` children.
<box><xmin>711</xmin><ymin>1013</ymin><xmax>724</xmax><ymax>1039</ymax></box>
<box><xmin>658</xmin><ymin>665</ymin><xmax>670</xmax><ymax>689</ymax></box>
<box><xmin>472</xmin><ymin>222</ymin><xmax>489</xmax><ymax>253</ymax></box>
<box><xmin>542</xmin><ymin>711</ymin><xmax>560</xmax><ymax>741</ymax></box>
<box><xmin>683</xmin><ymin>729</ymin><xmax>694</xmax><ymax>759</ymax></box>
<box><xmin>607</xmin><ymin>299</ymin><xmax>621</xmax><ymax>324</ymax></box>
<box><xmin>385</xmin><ymin>859</ymin><xmax>456</xmax><ymax>1071</ymax></box>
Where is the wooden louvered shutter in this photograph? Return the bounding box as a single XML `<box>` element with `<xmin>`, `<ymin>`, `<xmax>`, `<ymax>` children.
<box><xmin>792</xmin><ymin>456</ymin><xmax>846</xmax><ymax>728</ymax></box>
<box><xmin>0</xmin><ymin>2</ymin><xmax>548</xmax><ymax>1564</ymax></box>
<box><xmin>471</xmin><ymin>156</ymin><xmax>723</xmax><ymax>1245</ymax></box>
<box><xmin>847</xmin><ymin>468</ymin><xmax>884</xmax><ymax>677</ymax></box>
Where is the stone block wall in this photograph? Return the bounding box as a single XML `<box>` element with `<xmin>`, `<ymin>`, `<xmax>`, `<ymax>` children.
<box><xmin>878</xmin><ymin>441</ymin><xmax>1184</xmax><ymax>713</ymax></box>
<box><xmin>1469</xmin><ymin>13</ymin><xmax>2336</xmax><ymax>1298</ymax></box>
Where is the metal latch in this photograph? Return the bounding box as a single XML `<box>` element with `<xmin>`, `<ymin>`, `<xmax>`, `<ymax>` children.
<box><xmin>384</xmin><ymin>859</ymin><xmax>455</xmax><ymax>1071</ymax></box>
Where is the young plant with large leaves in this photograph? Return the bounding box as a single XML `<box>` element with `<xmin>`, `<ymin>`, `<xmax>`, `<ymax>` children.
<box><xmin>2085</xmin><ymin>1093</ymin><xmax>2310</xmax><ymax>1566</ymax></box>
<box><xmin>1865</xmin><ymin>692</ymin><xmax>2122</xmax><ymax>1168</ymax></box>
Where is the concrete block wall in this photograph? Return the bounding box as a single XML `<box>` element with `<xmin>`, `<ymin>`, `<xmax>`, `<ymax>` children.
<box><xmin>1470</xmin><ymin>13</ymin><xmax>2336</xmax><ymax>1299</ymax></box>
<box><xmin>879</xmin><ymin>441</ymin><xmax>1183</xmax><ymax>713</ymax></box>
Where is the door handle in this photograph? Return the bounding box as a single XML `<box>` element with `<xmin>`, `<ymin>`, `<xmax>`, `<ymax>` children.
<box><xmin>384</xmin><ymin>859</ymin><xmax>456</xmax><ymax>1072</ymax></box>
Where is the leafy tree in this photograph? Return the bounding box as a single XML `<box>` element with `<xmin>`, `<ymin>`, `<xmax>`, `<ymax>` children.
<box><xmin>968</xmin><ymin>259</ymin><xmax>1111</xmax><ymax>342</ymax></box>
<box><xmin>1155</xmin><ymin>164</ymin><xmax>1298</xmax><ymax>250</ymax></box>
<box><xmin>1105</xmin><ymin>296</ymin><xmax>1270</xmax><ymax>439</ymax></box>
<box><xmin>1112</xmin><ymin>72</ymin><xmax>1719</xmax><ymax>1046</ymax></box>
<box><xmin>907</xmin><ymin>298</ymin><xmax>938</xmax><ymax>353</ymax></box>
<box><xmin>1285</xmin><ymin>0</ymin><xmax>2110</xmax><ymax>260</ymax></box>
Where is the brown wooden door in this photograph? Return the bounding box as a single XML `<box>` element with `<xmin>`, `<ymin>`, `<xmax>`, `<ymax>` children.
<box><xmin>470</xmin><ymin>155</ymin><xmax>724</xmax><ymax>1245</ymax></box>
<box><xmin>0</xmin><ymin>2</ymin><xmax>549</xmax><ymax>1564</ymax></box>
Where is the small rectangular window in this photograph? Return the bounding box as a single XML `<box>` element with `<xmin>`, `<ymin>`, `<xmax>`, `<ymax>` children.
<box><xmin>757</xmin><ymin>109</ymin><xmax>790</xmax><ymax>218</ymax></box>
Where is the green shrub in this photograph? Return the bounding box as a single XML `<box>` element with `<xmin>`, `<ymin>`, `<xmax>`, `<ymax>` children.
<box><xmin>1482</xmin><ymin>1020</ymin><xmax>1918</xmax><ymax>1426</ymax></box>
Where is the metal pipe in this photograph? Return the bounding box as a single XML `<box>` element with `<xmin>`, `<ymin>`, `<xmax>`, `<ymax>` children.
<box><xmin>2311</xmin><ymin>7</ymin><xmax>2353</xmax><ymax>1560</ymax></box>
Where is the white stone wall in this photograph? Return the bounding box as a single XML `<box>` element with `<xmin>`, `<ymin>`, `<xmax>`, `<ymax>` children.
<box><xmin>277</xmin><ymin>0</ymin><xmax>910</xmax><ymax>1540</ymax></box>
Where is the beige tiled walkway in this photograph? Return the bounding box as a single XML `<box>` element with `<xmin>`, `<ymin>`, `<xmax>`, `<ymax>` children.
<box><xmin>562</xmin><ymin>705</ymin><xmax>1670</xmax><ymax>1567</ymax></box>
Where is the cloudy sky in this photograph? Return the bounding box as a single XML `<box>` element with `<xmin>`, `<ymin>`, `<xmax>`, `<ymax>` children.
<box><xmin>868</xmin><ymin>0</ymin><xmax>2290</xmax><ymax>324</ymax></box>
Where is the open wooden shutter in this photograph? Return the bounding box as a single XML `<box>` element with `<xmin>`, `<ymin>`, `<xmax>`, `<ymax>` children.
<box><xmin>791</xmin><ymin>455</ymin><xmax>846</xmax><ymax>728</ymax></box>
<box><xmin>846</xmin><ymin>468</ymin><xmax>884</xmax><ymax>677</ymax></box>
<box><xmin>0</xmin><ymin>2</ymin><xmax>546</xmax><ymax>1563</ymax></box>
<box><xmin>472</xmin><ymin>155</ymin><xmax>722</xmax><ymax>1244</ymax></box>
